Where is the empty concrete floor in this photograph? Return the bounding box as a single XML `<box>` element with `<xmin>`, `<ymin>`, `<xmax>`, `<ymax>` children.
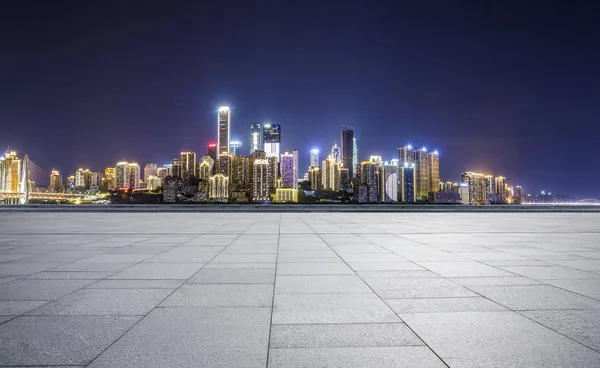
<box><xmin>0</xmin><ymin>212</ymin><xmax>600</xmax><ymax>367</ymax></box>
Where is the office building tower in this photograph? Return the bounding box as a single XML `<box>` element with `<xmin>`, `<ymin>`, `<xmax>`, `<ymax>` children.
<box><xmin>90</xmin><ymin>172</ymin><xmax>102</xmax><ymax>190</ymax></box>
<box><xmin>369</xmin><ymin>156</ymin><xmax>383</xmax><ymax>165</ymax></box>
<box><xmin>358</xmin><ymin>161</ymin><xmax>379</xmax><ymax>203</ymax></box>
<box><xmin>172</xmin><ymin>158</ymin><xmax>181</xmax><ymax>178</ymax></box>
<box><xmin>400</xmin><ymin>162</ymin><xmax>416</xmax><ymax>203</ymax></box>
<box><xmin>428</xmin><ymin>151</ymin><xmax>440</xmax><ymax>193</ymax></box>
<box><xmin>514</xmin><ymin>185</ymin><xmax>523</xmax><ymax>205</ymax></box>
<box><xmin>459</xmin><ymin>183</ymin><xmax>470</xmax><ymax>204</ymax></box>
<box><xmin>398</xmin><ymin>145</ymin><xmax>414</xmax><ymax>165</ymax></box>
<box><xmin>340</xmin><ymin>167</ymin><xmax>350</xmax><ymax>191</ymax></box>
<box><xmin>484</xmin><ymin>175</ymin><xmax>494</xmax><ymax>196</ymax></box>
<box><xmin>230</xmin><ymin>156</ymin><xmax>249</xmax><ymax>191</ymax></box>
<box><xmin>352</xmin><ymin>138</ymin><xmax>358</xmax><ymax>177</ymax></box>
<box><xmin>378</xmin><ymin>164</ymin><xmax>399</xmax><ymax>202</ymax></box>
<box><xmin>280</xmin><ymin>152</ymin><xmax>295</xmax><ymax>188</ymax></box>
<box><xmin>180</xmin><ymin>152</ymin><xmax>197</xmax><ymax>181</ymax></box>
<box><xmin>292</xmin><ymin>149</ymin><xmax>299</xmax><ymax>189</ymax></box>
<box><xmin>156</xmin><ymin>165</ymin><xmax>172</xmax><ymax>180</ymax></box>
<box><xmin>217</xmin><ymin>153</ymin><xmax>232</xmax><ymax>177</ymax></box>
<box><xmin>252</xmin><ymin>159</ymin><xmax>270</xmax><ymax>201</ymax></box>
<box><xmin>267</xmin><ymin>155</ymin><xmax>278</xmax><ymax>190</ymax></box>
<box><xmin>414</xmin><ymin>147</ymin><xmax>430</xmax><ymax>199</ymax></box>
<box><xmin>0</xmin><ymin>151</ymin><xmax>21</xmax><ymax>193</ymax></box>
<box><xmin>331</xmin><ymin>143</ymin><xmax>341</xmax><ymax>163</ymax></box>
<box><xmin>229</xmin><ymin>141</ymin><xmax>241</xmax><ymax>156</ymax></box>
<box><xmin>209</xmin><ymin>174</ymin><xmax>229</xmax><ymax>200</ymax></box>
<box><xmin>75</xmin><ymin>168</ymin><xmax>91</xmax><ymax>189</ymax></box>
<box><xmin>263</xmin><ymin>123</ymin><xmax>281</xmax><ymax>159</ymax></box>
<box><xmin>49</xmin><ymin>170</ymin><xmax>62</xmax><ymax>193</ymax></box>
<box><xmin>495</xmin><ymin>176</ymin><xmax>507</xmax><ymax>204</ymax></box>
<box><xmin>218</xmin><ymin>106</ymin><xmax>231</xmax><ymax>155</ymax></box>
<box><xmin>147</xmin><ymin>176</ymin><xmax>162</xmax><ymax>190</ymax></box>
<box><xmin>208</xmin><ymin>143</ymin><xmax>217</xmax><ymax>162</ymax></box>
<box><xmin>115</xmin><ymin>162</ymin><xmax>129</xmax><ymax>189</ymax></box>
<box><xmin>275</xmin><ymin>188</ymin><xmax>298</xmax><ymax>203</ymax></box>
<box><xmin>341</xmin><ymin>128</ymin><xmax>354</xmax><ymax>177</ymax></box>
<box><xmin>250</xmin><ymin>123</ymin><xmax>263</xmax><ymax>154</ymax></box>
<box><xmin>461</xmin><ymin>172</ymin><xmax>486</xmax><ymax>205</ymax></box>
<box><xmin>199</xmin><ymin>156</ymin><xmax>214</xmax><ymax>181</ymax></box>
<box><xmin>104</xmin><ymin>168</ymin><xmax>116</xmax><ymax>190</ymax></box>
<box><xmin>322</xmin><ymin>155</ymin><xmax>341</xmax><ymax>191</ymax></box>
<box><xmin>144</xmin><ymin>163</ymin><xmax>158</xmax><ymax>183</ymax></box>
<box><xmin>128</xmin><ymin>163</ymin><xmax>141</xmax><ymax>189</ymax></box>
<box><xmin>452</xmin><ymin>182</ymin><xmax>459</xmax><ymax>192</ymax></box>
<box><xmin>66</xmin><ymin>175</ymin><xmax>75</xmax><ymax>190</ymax></box>
<box><xmin>162</xmin><ymin>177</ymin><xmax>179</xmax><ymax>203</ymax></box>
<box><xmin>309</xmin><ymin>166</ymin><xmax>322</xmax><ymax>191</ymax></box>
<box><xmin>310</xmin><ymin>149</ymin><xmax>320</xmax><ymax>168</ymax></box>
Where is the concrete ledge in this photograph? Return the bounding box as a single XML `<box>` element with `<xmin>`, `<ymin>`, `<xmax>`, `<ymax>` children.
<box><xmin>1</xmin><ymin>204</ymin><xmax>600</xmax><ymax>212</ymax></box>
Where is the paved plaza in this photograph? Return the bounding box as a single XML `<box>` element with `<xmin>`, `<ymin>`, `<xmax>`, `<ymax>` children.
<box><xmin>0</xmin><ymin>212</ymin><xmax>600</xmax><ymax>367</ymax></box>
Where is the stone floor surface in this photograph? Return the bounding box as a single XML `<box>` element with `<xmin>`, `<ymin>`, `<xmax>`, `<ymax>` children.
<box><xmin>0</xmin><ymin>212</ymin><xmax>599</xmax><ymax>367</ymax></box>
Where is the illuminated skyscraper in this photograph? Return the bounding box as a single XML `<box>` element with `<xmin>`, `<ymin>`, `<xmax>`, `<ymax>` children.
<box><xmin>252</xmin><ymin>159</ymin><xmax>270</xmax><ymax>201</ymax></box>
<box><xmin>218</xmin><ymin>106</ymin><xmax>231</xmax><ymax>155</ymax></box>
<box><xmin>0</xmin><ymin>151</ymin><xmax>21</xmax><ymax>193</ymax></box>
<box><xmin>310</xmin><ymin>149</ymin><xmax>320</xmax><ymax>168</ymax></box>
<box><xmin>514</xmin><ymin>185</ymin><xmax>523</xmax><ymax>205</ymax></box>
<box><xmin>378</xmin><ymin>164</ymin><xmax>398</xmax><ymax>202</ymax></box>
<box><xmin>414</xmin><ymin>147</ymin><xmax>430</xmax><ymax>199</ymax></box>
<box><xmin>218</xmin><ymin>153</ymin><xmax>232</xmax><ymax>177</ymax></box>
<box><xmin>341</xmin><ymin>127</ymin><xmax>354</xmax><ymax>177</ymax></box>
<box><xmin>115</xmin><ymin>162</ymin><xmax>129</xmax><ymax>189</ymax></box>
<box><xmin>144</xmin><ymin>163</ymin><xmax>158</xmax><ymax>183</ymax></box>
<box><xmin>400</xmin><ymin>162</ymin><xmax>416</xmax><ymax>203</ymax></box>
<box><xmin>398</xmin><ymin>145</ymin><xmax>414</xmax><ymax>165</ymax></box>
<box><xmin>209</xmin><ymin>174</ymin><xmax>229</xmax><ymax>200</ymax></box>
<box><xmin>309</xmin><ymin>166</ymin><xmax>322</xmax><ymax>191</ymax></box>
<box><xmin>198</xmin><ymin>156</ymin><xmax>214</xmax><ymax>181</ymax></box>
<box><xmin>369</xmin><ymin>156</ymin><xmax>383</xmax><ymax>165</ymax></box>
<box><xmin>49</xmin><ymin>170</ymin><xmax>62</xmax><ymax>193</ymax></box>
<box><xmin>267</xmin><ymin>155</ymin><xmax>278</xmax><ymax>190</ymax></box>
<box><xmin>461</xmin><ymin>172</ymin><xmax>486</xmax><ymax>205</ymax></box>
<box><xmin>156</xmin><ymin>165</ymin><xmax>172</xmax><ymax>180</ymax></box>
<box><xmin>75</xmin><ymin>168</ymin><xmax>91</xmax><ymax>189</ymax></box>
<box><xmin>104</xmin><ymin>168</ymin><xmax>116</xmax><ymax>190</ymax></box>
<box><xmin>331</xmin><ymin>143</ymin><xmax>341</xmax><ymax>163</ymax></box>
<box><xmin>340</xmin><ymin>167</ymin><xmax>350</xmax><ymax>190</ymax></box>
<box><xmin>208</xmin><ymin>143</ymin><xmax>217</xmax><ymax>162</ymax></box>
<box><xmin>352</xmin><ymin>138</ymin><xmax>358</xmax><ymax>177</ymax></box>
<box><xmin>172</xmin><ymin>158</ymin><xmax>181</xmax><ymax>178</ymax></box>
<box><xmin>495</xmin><ymin>176</ymin><xmax>507</xmax><ymax>204</ymax></box>
<box><xmin>428</xmin><ymin>150</ymin><xmax>439</xmax><ymax>193</ymax></box>
<box><xmin>322</xmin><ymin>155</ymin><xmax>341</xmax><ymax>191</ymax></box>
<box><xmin>250</xmin><ymin>123</ymin><xmax>263</xmax><ymax>154</ymax></box>
<box><xmin>484</xmin><ymin>175</ymin><xmax>494</xmax><ymax>196</ymax></box>
<box><xmin>180</xmin><ymin>152</ymin><xmax>197</xmax><ymax>181</ymax></box>
<box><xmin>280</xmin><ymin>152</ymin><xmax>295</xmax><ymax>189</ymax></box>
<box><xmin>128</xmin><ymin>163</ymin><xmax>141</xmax><ymax>189</ymax></box>
<box><xmin>230</xmin><ymin>155</ymin><xmax>249</xmax><ymax>191</ymax></box>
<box><xmin>263</xmin><ymin>123</ymin><xmax>281</xmax><ymax>158</ymax></box>
<box><xmin>275</xmin><ymin>188</ymin><xmax>298</xmax><ymax>203</ymax></box>
<box><xmin>90</xmin><ymin>172</ymin><xmax>102</xmax><ymax>190</ymax></box>
<box><xmin>230</xmin><ymin>141</ymin><xmax>241</xmax><ymax>156</ymax></box>
<box><xmin>459</xmin><ymin>183</ymin><xmax>470</xmax><ymax>204</ymax></box>
<box><xmin>358</xmin><ymin>161</ymin><xmax>378</xmax><ymax>203</ymax></box>
<box><xmin>147</xmin><ymin>176</ymin><xmax>162</xmax><ymax>190</ymax></box>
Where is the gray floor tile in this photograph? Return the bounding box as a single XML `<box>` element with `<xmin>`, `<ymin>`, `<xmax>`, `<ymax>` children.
<box><xmin>364</xmin><ymin>277</ymin><xmax>477</xmax><ymax>298</ymax></box>
<box><xmin>546</xmin><ymin>279</ymin><xmax>600</xmax><ymax>300</ymax></box>
<box><xmin>0</xmin><ymin>279</ymin><xmax>95</xmax><ymax>301</ymax></box>
<box><xmin>161</xmin><ymin>284</ymin><xmax>273</xmax><ymax>307</ymax></box>
<box><xmin>276</xmin><ymin>262</ymin><xmax>354</xmax><ymax>275</ymax></box>
<box><xmin>416</xmin><ymin>261</ymin><xmax>515</xmax><ymax>277</ymax></box>
<box><xmin>0</xmin><ymin>300</ymin><xmax>48</xmax><ymax>315</ymax></box>
<box><xmin>499</xmin><ymin>265</ymin><xmax>600</xmax><ymax>280</ymax></box>
<box><xmin>386</xmin><ymin>297</ymin><xmax>507</xmax><ymax>314</ymax></box>
<box><xmin>88</xmin><ymin>279</ymin><xmax>185</xmax><ymax>289</ymax></box>
<box><xmin>24</xmin><ymin>271</ymin><xmax>114</xmax><ymax>279</ymax></box>
<box><xmin>109</xmin><ymin>263</ymin><xmax>204</xmax><ymax>279</ymax></box>
<box><xmin>449</xmin><ymin>276</ymin><xmax>542</xmax><ymax>286</ymax></box>
<box><xmin>187</xmin><ymin>268</ymin><xmax>275</xmax><ymax>284</ymax></box>
<box><xmin>0</xmin><ymin>315</ymin><xmax>139</xmax><ymax>366</ymax></box>
<box><xmin>521</xmin><ymin>310</ymin><xmax>600</xmax><ymax>351</ymax></box>
<box><xmin>469</xmin><ymin>285</ymin><xmax>600</xmax><ymax>310</ymax></box>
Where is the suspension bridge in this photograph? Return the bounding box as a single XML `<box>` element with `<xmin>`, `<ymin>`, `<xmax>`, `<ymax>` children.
<box><xmin>0</xmin><ymin>153</ymin><xmax>83</xmax><ymax>204</ymax></box>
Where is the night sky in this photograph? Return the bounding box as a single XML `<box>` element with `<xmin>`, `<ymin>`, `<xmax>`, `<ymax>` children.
<box><xmin>1</xmin><ymin>2</ymin><xmax>599</xmax><ymax>197</ymax></box>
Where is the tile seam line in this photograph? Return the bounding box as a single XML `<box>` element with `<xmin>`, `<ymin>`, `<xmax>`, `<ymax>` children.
<box><xmin>265</xmin><ymin>213</ymin><xmax>282</xmax><ymax>368</ymax></box>
<box><xmin>298</xmin><ymin>216</ymin><xmax>452</xmax><ymax>368</ymax></box>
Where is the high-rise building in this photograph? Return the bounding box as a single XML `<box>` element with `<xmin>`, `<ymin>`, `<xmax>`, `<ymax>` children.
<box><xmin>331</xmin><ymin>143</ymin><xmax>341</xmax><ymax>163</ymax></box>
<box><xmin>252</xmin><ymin>159</ymin><xmax>270</xmax><ymax>201</ymax></box>
<box><xmin>358</xmin><ymin>161</ymin><xmax>378</xmax><ymax>203</ymax></box>
<box><xmin>341</xmin><ymin>128</ymin><xmax>354</xmax><ymax>177</ymax></box>
<box><xmin>514</xmin><ymin>185</ymin><xmax>523</xmax><ymax>205</ymax></box>
<box><xmin>250</xmin><ymin>123</ymin><xmax>263</xmax><ymax>154</ymax></box>
<box><xmin>229</xmin><ymin>141</ymin><xmax>241</xmax><ymax>156</ymax></box>
<box><xmin>230</xmin><ymin>156</ymin><xmax>249</xmax><ymax>191</ymax></box>
<box><xmin>461</xmin><ymin>172</ymin><xmax>486</xmax><ymax>205</ymax></box>
<box><xmin>156</xmin><ymin>165</ymin><xmax>172</xmax><ymax>180</ymax></box>
<box><xmin>0</xmin><ymin>151</ymin><xmax>21</xmax><ymax>193</ymax></box>
<box><xmin>352</xmin><ymin>138</ymin><xmax>358</xmax><ymax>177</ymax></box>
<box><xmin>180</xmin><ymin>152</ymin><xmax>197</xmax><ymax>181</ymax></box>
<box><xmin>309</xmin><ymin>166</ymin><xmax>322</xmax><ymax>191</ymax></box>
<box><xmin>309</xmin><ymin>149</ymin><xmax>320</xmax><ymax>168</ymax></box>
<box><xmin>115</xmin><ymin>162</ymin><xmax>129</xmax><ymax>189</ymax></box>
<box><xmin>378</xmin><ymin>164</ymin><xmax>398</xmax><ymax>202</ymax></box>
<box><xmin>90</xmin><ymin>172</ymin><xmax>102</xmax><ymax>190</ymax></box>
<box><xmin>400</xmin><ymin>162</ymin><xmax>416</xmax><ymax>203</ymax></box>
<box><xmin>198</xmin><ymin>156</ymin><xmax>214</xmax><ymax>180</ymax></box>
<box><xmin>208</xmin><ymin>143</ymin><xmax>217</xmax><ymax>162</ymax></box>
<box><xmin>398</xmin><ymin>145</ymin><xmax>414</xmax><ymax>165</ymax></box>
<box><xmin>104</xmin><ymin>168</ymin><xmax>116</xmax><ymax>190</ymax></box>
<box><xmin>414</xmin><ymin>147</ymin><xmax>430</xmax><ymax>199</ymax></box>
<box><xmin>263</xmin><ymin>123</ymin><xmax>281</xmax><ymax>158</ymax></box>
<box><xmin>459</xmin><ymin>183</ymin><xmax>470</xmax><ymax>204</ymax></box>
<box><xmin>495</xmin><ymin>176</ymin><xmax>507</xmax><ymax>204</ymax></box>
<box><xmin>218</xmin><ymin>153</ymin><xmax>232</xmax><ymax>177</ymax></box>
<box><xmin>280</xmin><ymin>152</ymin><xmax>295</xmax><ymax>188</ymax></box>
<box><xmin>484</xmin><ymin>175</ymin><xmax>494</xmax><ymax>196</ymax></box>
<box><xmin>172</xmin><ymin>158</ymin><xmax>181</xmax><ymax>178</ymax></box>
<box><xmin>128</xmin><ymin>163</ymin><xmax>141</xmax><ymax>189</ymax></box>
<box><xmin>369</xmin><ymin>156</ymin><xmax>383</xmax><ymax>165</ymax></box>
<box><xmin>49</xmin><ymin>170</ymin><xmax>62</xmax><ymax>193</ymax></box>
<box><xmin>144</xmin><ymin>163</ymin><xmax>158</xmax><ymax>183</ymax></box>
<box><xmin>147</xmin><ymin>176</ymin><xmax>162</xmax><ymax>190</ymax></box>
<box><xmin>275</xmin><ymin>188</ymin><xmax>298</xmax><ymax>203</ymax></box>
<box><xmin>209</xmin><ymin>174</ymin><xmax>229</xmax><ymax>201</ymax></box>
<box><xmin>75</xmin><ymin>168</ymin><xmax>91</xmax><ymax>189</ymax></box>
<box><xmin>267</xmin><ymin>155</ymin><xmax>278</xmax><ymax>190</ymax></box>
<box><xmin>322</xmin><ymin>155</ymin><xmax>341</xmax><ymax>191</ymax></box>
<box><xmin>218</xmin><ymin>106</ymin><xmax>231</xmax><ymax>155</ymax></box>
<box><xmin>428</xmin><ymin>151</ymin><xmax>439</xmax><ymax>193</ymax></box>
<box><xmin>340</xmin><ymin>167</ymin><xmax>350</xmax><ymax>191</ymax></box>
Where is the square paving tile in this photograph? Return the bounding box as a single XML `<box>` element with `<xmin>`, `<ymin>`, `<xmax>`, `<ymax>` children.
<box><xmin>521</xmin><ymin>310</ymin><xmax>600</xmax><ymax>351</ymax></box>
<box><xmin>276</xmin><ymin>262</ymin><xmax>354</xmax><ymax>275</ymax></box>
<box><xmin>0</xmin><ymin>279</ymin><xmax>95</xmax><ymax>301</ymax></box>
<box><xmin>187</xmin><ymin>268</ymin><xmax>275</xmax><ymax>284</ymax></box>
<box><xmin>386</xmin><ymin>297</ymin><xmax>507</xmax><ymax>314</ymax></box>
<box><xmin>468</xmin><ymin>285</ymin><xmax>600</xmax><ymax>310</ymax></box>
<box><xmin>161</xmin><ymin>284</ymin><xmax>273</xmax><ymax>307</ymax></box>
<box><xmin>109</xmin><ymin>263</ymin><xmax>204</xmax><ymax>280</ymax></box>
<box><xmin>275</xmin><ymin>275</ymin><xmax>372</xmax><ymax>294</ymax></box>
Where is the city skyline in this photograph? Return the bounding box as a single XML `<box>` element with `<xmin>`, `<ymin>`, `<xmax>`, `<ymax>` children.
<box><xmin>1</xmin><ymin>3</ymin><xmax>599</xmax><ymax>197</ymax></box>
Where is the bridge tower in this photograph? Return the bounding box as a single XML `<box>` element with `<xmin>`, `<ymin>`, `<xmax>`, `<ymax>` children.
<box><xmin>19</xmin><ymin>154</ymin><xmax>29</xmax><ymax>204</ymax></box>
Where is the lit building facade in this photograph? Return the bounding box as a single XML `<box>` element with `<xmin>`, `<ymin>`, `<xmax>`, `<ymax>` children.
<box><xmin>331</xmin><ymin>144</ymin><xmax>341</xmax><ymax>163</ymax></box>
<box><xmin>400</xmin><ymin>162</ymin><xmax>416</xmax><ymax>203</ymax></box>
<box><xmin>398</xmin><ymin>145</ymin><xmax>414</xmax><ymax>165</ymax></box>
<box><xmin>275</xmin><ymin>188</ymin><xmax>298</xmax><ymax>203</ymax></box>
<box><xmin>115</xmin><ymin>162</ymin><xmax>129</xmax><ymax>189</ymax></box>
<box><xmin>514</xmin><ymin>185</ymin><xmax>523</xmax><ymax>205</ymax></box>
<box><xmin>358</xmin><ymin>161</ymin><xmax>379</xmax><ymax>203</ymax></box>
<box><xmin>263</xmin><ymin>123</ymin><xmax>281</xmax><ymax>158</ymax></box>
<box><xmin>378</xmin><ymin>164</ymin><xmax>398</xmax><ymax>202</ymax></box>
<box><xmin>495</xmin><ymin>176</ymin><xmax>507</xmax><ymax>204</ymax></box>
<box><xmin>341</xmin><ymin>128</ymin><xmax>354</xmax><ymax>177</ymax></box>
<box><xmin>208</xmin><ymin>143</ymin><xmax>217</xmax><ymax>162</ymax></box>
<box><xmin>49</xmin><ymin>170</ymin><xmax>63</xmax><ymax>193</ymax></box>
<box><xmin>252</xmin><ymin>159</ymin><xmax>271</xmax><ymax>201</ymax></box>
<box><xmin>229</xmin><ymin>141</ymin><xmax>241</xmax><ymax>156</ymax></box>
<box><xmin>428</xmin><ymin>151</ymin><xmax>439</xmax><ymax>192</ymax></box>
<box><xmin>461</xmin><ymin>172</ymin><xmax>486</xmax><ymax>205</ymax></box>
<box><xmin>144</xmin><ymin>163</ymin><xmax>158</xmax><ymax>183</ymax></box>
<box><xmin>217</xmin><ymin>153</ymin><xmax>232</xmax><ymax>177</ymax></box>
<box><xmin>0</xmin><ymin>151</ymin><xmax>21</xmax><ymax>193</ymax></box>
<box><xmin>309</xmin><ymin>166</ymin><xmax>322</xmax><ymax>191</ymax></box>
<box><xmin>484</xmin><ymin>175</ymin><xmax>494</xmax><ymax>196</ymax></box>
<box><xmin>218</xmin><ymin>106</ymin><xmax>231</xmax><ymax>155</ymax></box>
<box><xmin>322</xmin><ymin>155</ymin><xmax>341</xmax><ymax>191</ymax></box>
<box><xmin>198</xmin><ymin>156</ymin><xmax>214</xmax><ymax>180</ymax></box>
<box><xmin>147</xmin><ymin>176</ymin><xmax>162</xmax><ymax>190</ymax></box>
<box><xmin>128</xmin><ymin>163</ymin><xmax>141</xmax><ymax>189</ymax></box>
<box><xmin>75</xmin><ymin>168</ymin><xmax>91</xmax><ymax>189</ymax></box>
<box><xmin>459</xmin><ymin>183</ymin><xmax>470</xmax><ymax>204</ymax></box>
<box><xmin>250</xmin><ymin>123</ymin><xmax>263</xmax><ymax>154</ymax></box>
<box><xmin>156</xmin><ymin>165</ymin><xmax>172</xmax><ymax>180</ymax></box>
<box><xmin>352</xmin><ymin>138</ymin><xmax>358</xmax><ymax>177</ymax></box>
<box><xmin>414</xmin><ymin>148</ymin><xmax>429</xmax><ymax>199</ymax></box>
<box><xmin>280</xmin><ymin>152</ymin><xmax>295</xmax><ymax>188</ymax></box>
<box><xmin>209</xmin><ymin>174</ymin><xmax>229</xmax><ymax>201</ymax></box>
<box><xmin>310</xmin><ymin>149</ymin><xmax>320</xmax><ymax>168</ymax></box>
<box><xmin>104</xmin><ymin>168</ymin><xmax>116</xmax><ymax>190</ymax></box>
<box><xmin>180</xmin><ymin>152</ymin><xmax>197</xmax><ymax>181</ymax></box>
<box><xmin>230</xmin><ymin>156</ymin><xmax>249</xmax><ymax>191</ymax></box>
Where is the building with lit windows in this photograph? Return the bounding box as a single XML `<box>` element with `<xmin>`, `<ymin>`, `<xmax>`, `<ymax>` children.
<box><xmin>280</xmin><ymin>152</ymin><xmax>295</xmax><ymax>189</ymax></box>
<box><xmin>461</xmin><ymin>172</ymin><xmax>486</xmax><ymax>205</ymax></box>
<box><xmin>341</xmin><ymin>127</ymin><xmax>354</xmax><ymax>177</ymax></box>
<box><xmin>75</xmin><ymin>168</ymin><xmax>91</xmax><ymax>189</ymax></box>
<box><xmin>230</xmin><ymin>141</ymin><xmax>241</xmax><ymax>156</ymax></box>
<box><xmin>144</xmin><ymin>163</ymin><xmax>157</xmax><ymax>184</ymax></box>
<box><xmin>147</xmin><ymin>175</ymin><xmax>162</xmax><ymax>190</ymax></box>
<box><xmin>156</xmin><ymin>165</ymin><xmax>172</xmax><ymax>180</ymax></box>
<box><xmin>250</xmin><ymin>123</ymin><xmax>263</xmax><ymax>154</ymax></box>
<box><xmin>128</xmin><ymin>163</ymin><xmax>141</xmax><ymax>189</ymax></box>
<box><xmin>217</xmin><ymin>153</ymin><xmax>232</xmax><ymax>177</ymax></box>
<box><xmin>378</xmin><ymin>164</ymin><xmax>398</xmax><ymax>202</ymax></box>
<box><xmin>218</xmin><ymin>106</ymin><xmax>231</xmax><ymax>155</ymax></box>
<box><xmin>208</xmin><ymin>143</ymin><xmax>217</xmax><ymax>162</ymax></box>
<box><xmin>400</xmin><ymin>162</ymin><xmax>416</xmax><ymax>203</ymax></box>
<box><xmin>180</xmin><ymin>152</ymin><xmax>197</xmax><ymax>181</ymax></box>
<box><xmin>49</xmin><ymin>170</ymin><xmax>62</xmax><ymax>193</ymax></box>
<box><xmin>209</xmin><ymin>174</ymin><xmax>229</xmax><ymax>201</ymax></box>
<box><xmin>484</xmin><ymin>175</ymin><xmax>494</xmax><ymax>196</ymax></box>
<box><xmin>263</xmin><ymin>123</ymin><xmax>281</xmax><ymax>158</ymax></box>
<box><xmin>309</xmin><ymin>166</ymin><xmax>322</xmax><ymax>191</ymax></box>
<box><xmin>275</xmin><ymin>188</ymin><xmax>298</xmax><ymax>203</ymax></box>
<box><xmin>115</xmin><ymin>162</ymin><xmax>129</xmax><ymax>189</ymax></box>
<box><xmin>198</xmin><ymin>156</ymin><xmax>214</xmax><ymax>180</ymax></box>
<box><xmin>369</xmin><ymin>156</ymin><xmax>383</xmax><ymax>165</ymax></box>
<box><xmin>330</xmin><ymin>144</ymin><xmax>341</xmax><ymax>163</ymax></box>
<box><xmin>428</xmin><ymin>150</ymin><xmax>439</xmax><ymax>192</ymax></box>
<box><xmin>340</xmin><ymin>167</ymin><xmax>350</xmax><ymax>191</ymax></box>
<box><xmin>414</xmin><ymin>148</ymin><xmax>430</xmax><ymax>199</ymax></box>
<box><xmin>514</xmin><ymin>186</ymin><xmax>523</xmax><ymax>205</ymax></box>
<box><xmin>322</xmin><ymin>155</ymin><xmax>341</xmax><ymax>191</ymax></box>
<box><xmin>352</xmin><ymin>138</ymin><xmax>358</xmax><ymax>177</ymax></box>
<box><xmin>310</xmin><ymin>149</ymin><xmax>320</xmax><ymax>168</ymax></box>
<box><xmin>252</xmin><ymin>159</ymin><xmax>271</xmax><ymax>202</ymax></box>
<box><xmin>495</xmin><ymin>176</ymin><xmax>507</xmax><ymax>204</ymax></box>
<box><xmin>0</xmin><ymin>151</ymin><xmax>21</xmax><ymax>193</ymax></box>
<box><xmin>104</xmin><ymin>168</ymin><xmax>116</xmax><ymax>190</ymax></box>
<box><xmin>230</xmin><ymin>156</ymin><xmax>249</xmax><ymax>191</ymax></box>
<box><xmin>398</xmin><ymin>145</ymin><xmax>414</xmax><ymax>165</ymax></box>
<box><xmin>459</xmin><ymin>183</ymin><xmax>470</xmax><ymax>204</ymax></box>
<box><xmin>358</xmin><ymin>160</ymin><xmax>379</xmax><ymax>203</ymax></box>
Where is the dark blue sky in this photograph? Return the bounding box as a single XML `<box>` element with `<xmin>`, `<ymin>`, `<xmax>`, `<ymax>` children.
<box><xmin>1</xmin><ymin>1</ymin><xmax>599</xmax><ymax>196</ymax></box>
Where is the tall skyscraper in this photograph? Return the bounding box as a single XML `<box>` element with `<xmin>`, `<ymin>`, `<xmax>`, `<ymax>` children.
<box><xmin>310</xmin><ymin>149</ymin><xmax>320</xmax><ymax>168</ymax></box>
<box><xmin>209</xmin><ymin>174</ymin><xmax>229</xmax><ymax>200</ymax></box>
<box><xmin>400</xmin><ymin>162</ymin><xmax>416</xmax><ymax>203</ymax></box>
<box><xmin>358</xmin><ymin>161</ymin><xmax>378</xmax><ymax>203</ymax></box>
<box><xmin>292</xmin><ymin>149</ymin><xmax>299</xmax><ymax>189</ymax></box>
<box><xmin>322</xmin><ymin>155</ymin><xmax>341</xmax><ymax>191</ymax></box>
<box><xmin>267</xmin><ymin>155</ymin><xmax>278</xmax><ymax>190</ymax></box>
<box><xmin>0</xmin><ymin>151</ymin><xmax>21</xmax><ymax>193</ymax></box>
<box><xmin>514</xmin><ymin>186</ymin><xmax>523</xmax><ymax>205</ymax></box>
<box><xmin>461</xmin><ymin>172</ymin><xmax>486</xmax><ymax>205</ymax></box>
<box><xmin>341</xmin><ymin>128</ymin><xmax>354</xmax><ymax>177</ymax></box>
<box><xmin>146</xmin><ymin>176</ymin><xmax>162</xmax><ymax>191</ymax></box>
<box><xmin>75</xmin><ymin>168</ymin><xmax>91</xmax><ymax>189</ymax></box>
<box><xmin>352</xmin><ymin>138</ymin><xmax>358</xmax><ymax>177</ymax></box>
<box><xmin>280</xmin><ymin>152</ymin><xmax>295</xmax><ymax>188</ymax></box>
<box><xmin>207</xmin><ymin>143</ymin><xmax>217</xmax><ymax>162</ymax></box>
<box><xmin>414</xmin><ymin>147</ymin><xmax>430</xmax><ymax>199</ymax></box>
<box><xmin>398</xmin><ymin>145</ymin><xmax>414</xmax><ymax>165</ymax></box>
<box><xmin>428</xmin><ymin>150</ymin><xmax>439</xmax><ymax>192</ymax></box>
<box><xmin>484</xmin><ymin>175</ymin><xmax>494</xmax><ymax>196</ymax></box>
<box><xmin>459</xmin><ymin>183</ymin><xmax>470</xmax><ymax>204</ymax></box>
<box><xmin>128</xmin><ymin>163</ymin><xmax>141</xmax><ymax>189</ymax></box>
<box><xmin>378</xmin><ymin>164</ymin><xmax>398</xmax><ymax>202</ymax></box>
<box><xmin>198</xmin><ymin>156</ymin><xmax>214</xmax><ymax>181</ymax></box>
<box><xmin>156</xmin><ymin>165</ymin><xmax>172</xmax><ymax>180</ymax></box>
<box><xmin>49</xmin><ymin>170</ymin><xmax>62</xmax><ymax>193</ymax></box>
<box><xmin>218</xmin><ymin>153</ymin><xmax>232</xmax><ymax>177</ymax></box>
<box><xmin>180</xmin><ymin>152</ymin><xmax>197</xmax><ymax>180</ymax></box>
<box><xmin>218</xmin><ymin>106</ymin><xmax>231</xmax><ymax>155</ymax></box>
<box><xmin>115</xmin><ymin>162</ymin><xmax>129</xmax><ymax>189</ymax></box>
<box><xmin>250</xmin><ymin>123</ymin><xmax>263</xmax><ymax>154</ymax></box>
<box><xmin>230</xmin><ymin>155</ymin><xmax>249</xmax><ymax>191</ymax></box>
<box><xmin>172</xmin><ymin>158</ymin><xmax>181</xmax><ymax>178</ymax></box>
<box><xmin>229</xmin><ymin>141</ymin><xmax>241</xmax><ymax>156</ymax></box>
<box><xmin>144</xmin><ymin>163</ymin><xmax>158</xmax><ymax>183</ymax></box>
<box><xmin>495</xmin><ymin>176</ymin><xmax>507</xmax><ymax>203</ymax></box>
<box><xmin>252</xmin><ymin>159</ymin><xmax>270</xmax><ymax>201</ymax></box>
<box><xmin>330</xmin><ymin>143</ymin><xmax>341</xmax><ymax>163</ymax></box>
<box><xmin>309</xmin><ymin>166</ymin><xmax>322</xmax><ymax>191</ymax></box>
<box><xmin>104</xmin><ymin>168</ymin><xmax>116</xmax><ymax>190</ymax></box>
<box><xmin>340</xmin><ymin>167</ymin><xmax>350</xmax><ymax>190</ymax></box>
<box><xmin>263</xmin><ymin>123</ymin><xmax>281</xmax><ymax>158</ymax></box>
